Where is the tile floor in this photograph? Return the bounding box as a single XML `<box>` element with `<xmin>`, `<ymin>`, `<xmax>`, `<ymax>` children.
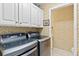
<box><xmin>52</xmin><ymin>48</ymin><xmax>72</xmax><ymax>56</ymax></box>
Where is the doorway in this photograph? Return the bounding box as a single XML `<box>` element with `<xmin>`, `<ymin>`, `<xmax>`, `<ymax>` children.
<box><xmin>49</xmin><ymin>4</ymin><xmax>77</xmax><ymax>56</ymax></box>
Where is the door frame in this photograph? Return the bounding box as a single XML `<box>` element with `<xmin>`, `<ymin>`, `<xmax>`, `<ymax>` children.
<box><xmin>49</xmin><ymin>3</ymin><xmax>77</xmax><ymax>56</ymax></box>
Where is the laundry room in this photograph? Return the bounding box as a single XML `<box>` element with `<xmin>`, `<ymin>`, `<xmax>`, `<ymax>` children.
<box><xmin>0</xmin><ymin>3</ymin><xmax>78</xmax><ymax>56</ymax></box>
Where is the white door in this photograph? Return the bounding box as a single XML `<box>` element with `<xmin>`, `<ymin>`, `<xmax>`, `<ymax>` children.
<box><xmin>19</xmin><ymin>3</ymin><xmax>31</xmax><ymax>26</ymax></box>
<box><xmin>30</xmin><ymin>4</ymin><xmax>38</xmax><ymax>26</ymax></box>
<box><xmin>2</xmin><ymin>3</ymin><xmax>18</xmax><ymax>24</ymax></box>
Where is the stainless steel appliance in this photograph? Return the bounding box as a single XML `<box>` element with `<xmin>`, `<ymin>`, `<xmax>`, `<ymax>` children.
<box><xmin>27</xmin><ymin>32</ymin><xmax>51</xmax><ymax>56</ymax></box>
<box><xmin>38</xmin><ymin>36</ymin><xmax>50</xmax><ymax>56</ymax></box>
<box><xmin>3</xmin><ymin>40</ymin><xmax>38</xmax><ymax>56</ymax></box>
<box><xmin>0</xmin><ymin>33</ymin><xmax>38</xmax><ymax>56</ymax></box>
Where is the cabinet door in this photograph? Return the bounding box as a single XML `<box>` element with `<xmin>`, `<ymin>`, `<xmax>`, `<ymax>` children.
<box><xmin>30</xmin><ymin>4</ymin><xmax>38</xmax><ymax>26</ymax></box>
<box><xmin>19</xmin><ymin>3</ymin><xmax>30</xmax><ymax>25</ymax></box>
<box><xmin>2</xmin><ymin>3</ymin><xmax>18</xmax><ymax>24</ymax></box>
<box><xmin>38</xmin><ymin>9</ymin><xmax>43</xmax><ymax>27</ymax></box>
<box><xmin>31</xmin><ymin>4</ymin><xmax>43</xmax><ymax>27</ymax></box>
<box><xmin>0</xmin><ymin>4</ymin><xmax>2</xmax><ymax>22</ymax></box>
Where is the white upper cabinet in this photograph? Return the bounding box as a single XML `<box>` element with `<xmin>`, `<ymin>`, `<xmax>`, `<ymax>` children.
<box><xmin>0</xmin><ymin>4</ymin><xmax>2</xmax><ymax>22</ymax></box>
<box><xmin>40</xmin><ymin>10</ymin><xmax>43</xmax><ymax>27</ymax></box>
<box><xmin>30</xmin><ymin>4</ymin><xmax>38</xmax><ymax>26</ymax></box>
<box><xmin>19</xmin><ymin>3</ymin><xmax>30</xmax><ymax>25</ymax></box>
<box><xmin>0</xmin><ymin>3</ymin><xmax>43</xmax><ymax>28</ymax></box>
<box><xmin>2</xmin><ymin>3</ymin><xmax>18</xmax><ymax>24</ymax></box>
<box><xmin>31</xmin><ymin>4</ymin><xmax>43</xmax><ymax>27</ymax></box>
<box><xmin>38</xmin><ymin>8</ymin><xmax>43</xmax><ymax>27</ymax></box>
